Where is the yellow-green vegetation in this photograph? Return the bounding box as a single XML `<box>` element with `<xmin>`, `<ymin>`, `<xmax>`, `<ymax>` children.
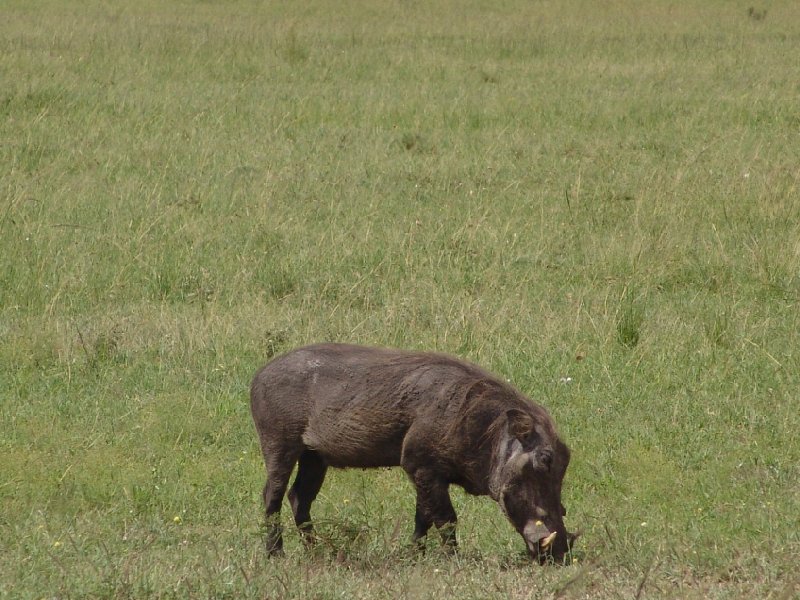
<box><xmin>2</xmin><ymin>0</ymin><xmax>798</xmax><ymax>597</ymax></box>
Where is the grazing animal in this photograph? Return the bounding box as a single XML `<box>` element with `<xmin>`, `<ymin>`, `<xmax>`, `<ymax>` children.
<box><xmin>250</xmin><ymin>343</ymin><xmax>574</xmax><ymax>562</ymax></box>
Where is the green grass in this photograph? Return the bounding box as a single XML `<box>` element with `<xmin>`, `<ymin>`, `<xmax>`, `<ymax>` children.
<box><xmin>2</xmin><ymin>0</ymin><xmax>799</xmax><ymax>597</ymax></box>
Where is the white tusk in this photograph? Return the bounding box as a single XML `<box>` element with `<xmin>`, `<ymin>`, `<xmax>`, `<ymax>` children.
<box><xmin>540</xmin><ymin>531</ymin><xmax>557</xmax><ymax>549</ymax></box>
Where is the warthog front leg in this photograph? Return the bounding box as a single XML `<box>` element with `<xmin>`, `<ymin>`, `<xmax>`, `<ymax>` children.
<box><xmin>408</xmin><ymin>468</ymin><xmax>458</xmax><ymax>550</ymax></box>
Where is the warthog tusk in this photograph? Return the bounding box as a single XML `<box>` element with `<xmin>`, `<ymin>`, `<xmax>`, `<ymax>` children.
<box><xmin>540</xmin><ymin>531</ymin><xmax>557</xmax><ymax>549</ymax></box>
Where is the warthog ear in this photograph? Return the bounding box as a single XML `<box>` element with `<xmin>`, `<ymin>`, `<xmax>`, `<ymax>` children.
<box><xmin>506</xmin><ymin>409</ymin><xmax>535</xmax><ymax>441</ymax></box>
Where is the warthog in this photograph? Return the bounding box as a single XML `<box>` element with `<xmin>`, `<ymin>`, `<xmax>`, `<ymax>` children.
<box><xmin>251</xmin><ymin>343</ymin><xmax>575</xmax><ymax>563</ymax></box>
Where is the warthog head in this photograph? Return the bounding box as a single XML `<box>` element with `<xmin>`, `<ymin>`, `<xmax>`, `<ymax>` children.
<box><xmin>493</xmin><ymin>409</ymin><xmax>575</xmax><ymax>564</ymax></box>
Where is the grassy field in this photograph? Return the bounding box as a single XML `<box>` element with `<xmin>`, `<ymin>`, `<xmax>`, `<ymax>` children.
<box><xmin>2</xmin><ymin>0</ymin><xmax>799</xmax><ymax>597</ymax></box>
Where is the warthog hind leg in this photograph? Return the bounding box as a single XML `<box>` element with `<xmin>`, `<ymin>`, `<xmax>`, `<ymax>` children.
<box><xmin>288</xmin><ymin>448</ymin><xmax>328</xmax><ymax>544</ymax></box>
<box><xmin>261</xmin><ymin>446</ymin><xmax>303</xmax><ymax>557</ymax></box>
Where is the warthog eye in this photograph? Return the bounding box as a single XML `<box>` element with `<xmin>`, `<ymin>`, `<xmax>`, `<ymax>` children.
<box><xmin>535</xmin><ymin>447</ymin><xmax>553</xmax><ymax>471</ymax></box>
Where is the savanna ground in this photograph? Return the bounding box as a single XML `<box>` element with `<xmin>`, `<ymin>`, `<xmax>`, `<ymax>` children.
<box><xmin>1</xmin><ymin>0</ymin><xmax>799</xmax><ymax>597</ymax></box>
